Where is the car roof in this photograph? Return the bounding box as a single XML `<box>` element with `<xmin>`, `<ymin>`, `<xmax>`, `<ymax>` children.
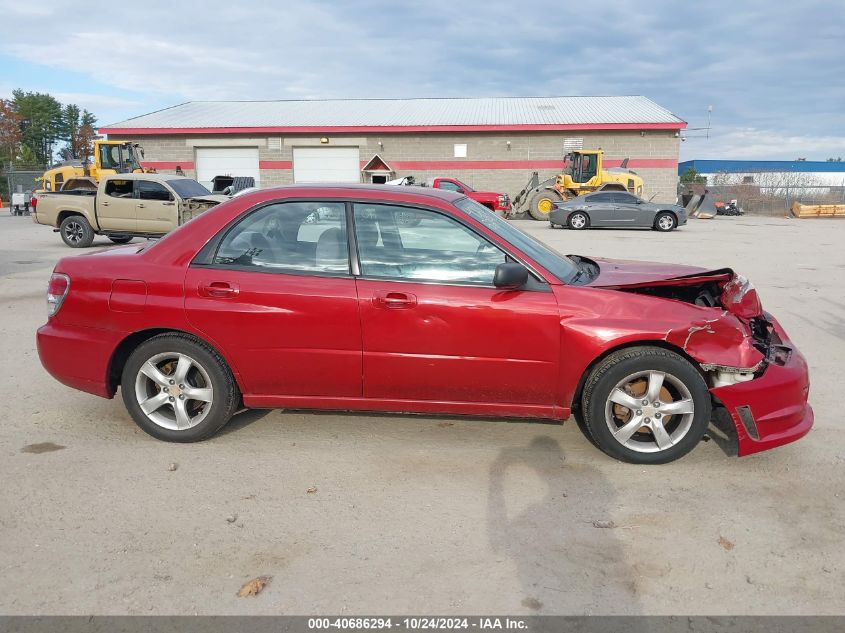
<box><xmin>234</xmin><ymin>183</ymin><xmax>465</xmax><ymax>202</ymax></box>
<box><xmin>105</xmin><ymin>173</ymin><xmax>194</xmax><ymax>183</ymax></box>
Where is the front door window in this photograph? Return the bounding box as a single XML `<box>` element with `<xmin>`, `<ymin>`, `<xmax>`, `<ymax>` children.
<box><xmin>353</xmin><ymin>204</ymin><xmax>506</xmax><ymax>285</ymax></box>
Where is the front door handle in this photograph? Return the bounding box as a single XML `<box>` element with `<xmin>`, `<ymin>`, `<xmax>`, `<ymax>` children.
<box><xmin>373</xmin><ymin>290</ymin><xmax>417</xmax><ymax>309</ymax></box>
<box><xmin>198</xmin><ymin>281</ymin><xmax>239</xmax><ymax>298</ymax></box>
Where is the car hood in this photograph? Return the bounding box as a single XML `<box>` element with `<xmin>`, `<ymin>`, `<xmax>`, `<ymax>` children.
<box><xmin>468</xmin><ymin>189</ymin><xmax>507</xmax><ymax>198</ymax></box>
<box><xmin>185</xmin><ymin>194</ymin><xmax>229</xmax><ymax>204</ymax></box>
<box><xmin>582</xmin><ymin>256</ymin><xmax>724</xmax><ymax>288</ymax></box>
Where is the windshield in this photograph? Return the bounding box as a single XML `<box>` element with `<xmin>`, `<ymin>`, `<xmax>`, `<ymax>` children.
<box><xmin>454</xmin><ymin>197</ymin><xmax>578</xmax><ymax>283</ymax></box>
<box><xmin>125</xmin><ymin>146</ymin><xmax>142</xmax><ymax>171</ymax></box>
<box><xmin>167</xmin><ymin>178</ymin><xmax>211</xmax><ymax>199</ymax></box>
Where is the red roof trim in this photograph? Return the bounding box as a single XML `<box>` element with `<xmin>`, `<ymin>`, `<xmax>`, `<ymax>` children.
<box><xmin>101</xmin><ymin>122</ymin><xmax>686</xmax><ymax>135</ymax></box>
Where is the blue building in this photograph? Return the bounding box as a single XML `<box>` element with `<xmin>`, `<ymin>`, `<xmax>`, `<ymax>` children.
<box><xmin>679</xmin><ymin>160</ymin><xmax>845</xmax><ymax>186</ymax></box>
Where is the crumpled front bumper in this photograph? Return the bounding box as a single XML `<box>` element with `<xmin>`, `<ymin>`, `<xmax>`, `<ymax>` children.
<box><xmin>710</xmin><ymin>314</ymin><xmax>813</xmax><ymax>456</ymax></box>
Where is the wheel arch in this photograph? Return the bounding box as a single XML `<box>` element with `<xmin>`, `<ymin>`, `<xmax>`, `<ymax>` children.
<box><xmin>569</xmin><ymin>338</ymin><xmax>706</xmax><ymax>416</ymax></box>
<box><xmin>107</xmin><ymin>327</ymin><xmax>244</xmax><ymax>397</ymax></box>
<box><xmin>57</xmin><ymin>210</ymin><xmax>87</xmax><ymax>225</ymax></box>
<box><xmin>655</xmin><ymin>209</ymin><xmax>679</xmax><ymax>226</ymax></box>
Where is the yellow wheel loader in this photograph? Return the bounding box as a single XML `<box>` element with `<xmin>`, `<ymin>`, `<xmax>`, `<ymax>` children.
<box><xmin>39</xmin><ymin>140</ymin><xmax>153</xmax><ymax>193</ymax></box>
<box><xmin>513</xmin><ymin>150</ymin><xmax>645</xmax><ymax>220</ymax></box>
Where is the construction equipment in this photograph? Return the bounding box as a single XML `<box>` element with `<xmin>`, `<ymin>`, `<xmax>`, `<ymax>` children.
<box><xmin>512</xmin><ymin>150</ymin><xmax>645</xmax><ymax>220</ymax></box>
<box><xmin>39</xmin><ymin>140</ymin><xmax>152</xmax><ymax>192</ymax></box>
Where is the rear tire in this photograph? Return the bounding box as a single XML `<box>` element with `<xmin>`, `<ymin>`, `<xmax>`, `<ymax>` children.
<box><xmin>568</xmin><ymin>211</ymin><xmax>590</xmax><ymax>230</ymax></box>
<box><xmin>121</xmin><ymin>333</ymin><xmax>240</xmax><ymax>442</ymax></box>
<box><xmin>59</xmin><ymin>215</ymin><xmax>95</xmax><ymax>248</ymax></box>
<box><xmin>580</xmin><ymin>346</ymin><xmax>711</xmax><ymax>464</ymax></box>
<box><xmin>109</xmin><ymin>236</ymin><xmax>133</xmax><ymax>244</ymax></box>
<box><xmin>654</xmin><ymin>212</ymin><xmax>677</xmax><ymax>232</ymax></box>
<box><xmin>528</xmin><ymin>190</ymin><xmax>562</xmax><ymax>221</ymax></box>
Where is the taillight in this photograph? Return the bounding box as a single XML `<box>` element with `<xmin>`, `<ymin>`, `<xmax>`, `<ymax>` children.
<box><xmin>31</xmin><ymin>196</ymin><xmax>38</xmax><ymax>209</ymax></box>
<box><xmin>47</xmin><ymin>273</ymin><xmax>70</xmax><ymax>317</ymax></box>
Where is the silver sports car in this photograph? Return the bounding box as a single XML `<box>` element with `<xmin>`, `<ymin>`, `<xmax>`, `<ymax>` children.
<box><xmin>548</xmin><ymin>191</ymin><xmax>688</xmax><ymax>231</ymax></box>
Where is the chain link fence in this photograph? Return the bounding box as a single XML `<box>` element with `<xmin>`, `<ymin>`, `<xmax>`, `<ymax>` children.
<box><xmin>1</xmin><ymin>163</ymin><xmax>44</xmax><ymax>203</ymax></box>
<box><xmin>694</xmin><ymin>183</ymin><xmax>845</xmax><ymax>217</ymax></box>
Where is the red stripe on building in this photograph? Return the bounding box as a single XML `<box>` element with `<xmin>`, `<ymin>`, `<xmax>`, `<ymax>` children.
<box><xmin>141</xmin><ymin>161</ymin><xmax>194</xmax><ymax>169</ymax></box>
<box><xmin>259</xmin><ymin>160</ymin><xmax>293</xmax><ymax>169</ymax></box>
<box><xmin>388</xmin><ymin>158</ymin><xmax>677</xmax><ymax>170</ymax></box>
<box><xmin>101</xmin><ymin>122</ymin><xmax>686</xmax><ymax>135</ymax></box>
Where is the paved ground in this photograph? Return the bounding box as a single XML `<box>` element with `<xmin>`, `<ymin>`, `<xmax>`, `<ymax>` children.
<box><xmin>0</xmin><ymin>212</ymin><xmax>843</xmax><ymax>615</ymax></box>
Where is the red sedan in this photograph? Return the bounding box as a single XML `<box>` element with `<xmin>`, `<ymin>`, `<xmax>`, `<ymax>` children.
<box><xmin>37</xmin><ymin>185</ymin><xmax>812</xmax><ymax>464</ymax></box>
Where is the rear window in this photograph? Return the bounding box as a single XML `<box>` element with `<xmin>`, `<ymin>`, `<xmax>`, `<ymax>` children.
<box><xmin>167</xmin><ymin>179</ymin><xmax>211</xmax><ymax>199</ymax></box>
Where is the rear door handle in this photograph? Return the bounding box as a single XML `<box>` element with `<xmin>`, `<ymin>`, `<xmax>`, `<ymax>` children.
<box><xmin>198</xmin><ymin>281</ymin><xmax>239</xmax><ymax>298</ymax></box>
<box><xmin>138</xmin><ymin>203</ymin><xmax>145</xmax><ymax>208</ymax></box>
<box><xmin>373</xmin><ymin>290</ymin><xmax>416</xmax><ymax>309</ymax></box>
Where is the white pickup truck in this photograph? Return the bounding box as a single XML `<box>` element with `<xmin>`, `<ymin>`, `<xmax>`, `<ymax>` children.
<box><xmin>32</xmin><ymin>173</ymin><xmax>228</xmax><ymax>247</ymax></box>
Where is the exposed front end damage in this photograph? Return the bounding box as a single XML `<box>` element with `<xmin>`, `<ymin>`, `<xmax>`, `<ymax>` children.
<box><xmin>597</xmin><ymin>266</ymin><xmax>813</xmax><ymax>456</ymax></box>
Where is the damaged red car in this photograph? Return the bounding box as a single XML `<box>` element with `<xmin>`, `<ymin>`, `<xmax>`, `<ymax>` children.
<box><xmin>36</xmin><ymin>185</ymin><xmax>812</xmax><ymax>464</ymax></box>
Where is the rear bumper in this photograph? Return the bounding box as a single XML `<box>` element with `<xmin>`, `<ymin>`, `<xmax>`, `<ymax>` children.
<box><xmin>710</xmin><ymin>317</ymin><xmax>812</xmax><ymax>456</ymax></box>
<box><xmin>37</xmin><ymin>321</ymin><xmax>122</xmax><ymax>398</ymax></box>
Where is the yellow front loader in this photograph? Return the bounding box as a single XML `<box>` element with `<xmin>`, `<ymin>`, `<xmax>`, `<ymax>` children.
<box><xmin>39</xmin><ymin>140</ymin><xmax>153</xmax><ymax>192</ymax></box>
<box><xmin>513</xmin><ymin>150</ymin><xmax>645</xmax><ymax>220</ymax></box>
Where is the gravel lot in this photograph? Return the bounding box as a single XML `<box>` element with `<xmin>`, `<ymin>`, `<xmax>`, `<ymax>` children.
<box><xmin>1</xmin><ymin>212</ymin><xmax>843</xmax><ymax>615</ymax></box>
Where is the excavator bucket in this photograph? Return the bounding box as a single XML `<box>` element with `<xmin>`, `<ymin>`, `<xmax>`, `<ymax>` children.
<box><xmin>695</xmin><ymin>193</ymin><xmax>718</xmax><ymax>219</ymax></box>
<box><xmin>684</xmin><ymin>194</ymin><xmax>704</xmax><ymax>217</ymax></box>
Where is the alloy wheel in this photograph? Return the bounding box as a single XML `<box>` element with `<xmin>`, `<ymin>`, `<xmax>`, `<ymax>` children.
<box><xmin>64</xmin><ymin>221</ymin><xmax>84</xmax><ymax>244</ymax></box>
<box><xmin>604</xmin><ymin>370</ymin><xmax>695</xmax><ymax>453</ymax></box>
<box><xmin>658</xmin><ymin>215</ymin><xmax>675</xmax><ymax>230</ymax></box>
<box><xmin>570</xmin><ymin>213</ymin><xmax>587</xmax><ymax>229</ymax></box>
<box><xmin>134</xmin><ymin>352</ymin><xmax>214</xmax><ymax>430</ymax></box>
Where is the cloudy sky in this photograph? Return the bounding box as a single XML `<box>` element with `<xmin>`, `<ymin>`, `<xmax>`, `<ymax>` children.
<box><xmin>2</xmin><ymin>0</ymin><xmax>842</xmax><ymax>161</ymax></box>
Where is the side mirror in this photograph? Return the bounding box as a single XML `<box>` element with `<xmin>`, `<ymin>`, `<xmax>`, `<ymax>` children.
<box><xmin>493</xmin><ymin>262</ymin><xmax>529</xmax><ymax>290</ymax></box>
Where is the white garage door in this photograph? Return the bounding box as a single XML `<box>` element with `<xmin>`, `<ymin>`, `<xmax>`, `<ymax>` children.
<box><xmin>293</xmin><ymin>147</ymin><xmax>360</xmax><ymax>183</ymax></box>
<box><xmin>195</xmin><ymin>147</ymin><xmax>260</xmax><ymax>190</ymax></box>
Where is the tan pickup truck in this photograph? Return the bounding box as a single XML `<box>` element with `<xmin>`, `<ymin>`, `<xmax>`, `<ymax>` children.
<box><xmin>32</xmin><ymin>173</ymin><xmax>229</xmax><ymax>247</ymax></box>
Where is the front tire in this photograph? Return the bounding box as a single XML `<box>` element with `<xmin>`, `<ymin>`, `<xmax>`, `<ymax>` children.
<box><xmin>121</xmin><ymin>333</ymin><xmax>240</xmax><ymax>442</ymax></box>
<box><xmin>654</xmin><ymin>212</ymin><xmax>677</xmax><ymax>232</ymax></box>
<box><xmin>580</xmin><ymin>347</ymin><xmax>711</xmax><ymax>464</ymax></box>
<box><xmin>59</xmin><ymin>215</ymin><xmax>95</xmax><ymax>248</ymax></box>
<box><xmin>528</xmin><ymin>190</ymin><xmax>562</xmax><ymax>221</ymax></box>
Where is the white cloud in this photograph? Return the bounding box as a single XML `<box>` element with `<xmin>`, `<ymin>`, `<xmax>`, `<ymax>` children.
<box><xmin>1</xmin><ymin>0</ymin><xmax>842</xmax><ymax>159</ymax></box>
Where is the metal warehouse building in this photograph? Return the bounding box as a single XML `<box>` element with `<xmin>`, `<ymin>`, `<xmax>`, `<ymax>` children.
<box><xmin>101</xmin><ymin>96</ymin><xmax>686</xmax><ymax>203</ymax></box>
<box><xmin>679</xmin><ymin>160</ymin><xmax>845</xmax><ymax>186</ymax></box>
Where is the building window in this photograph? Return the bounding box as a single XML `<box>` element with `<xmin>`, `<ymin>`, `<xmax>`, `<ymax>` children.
<box><xmin>453</xmin><ymin>144</ymin><xmax>467</xmax><ymax>158</ymax></box>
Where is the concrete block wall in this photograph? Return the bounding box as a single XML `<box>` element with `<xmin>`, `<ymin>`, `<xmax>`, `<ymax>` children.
<box><xmin>111</xmin><ymin>129</ymin><xmax>680</xmax><ymax>203</ymax></box>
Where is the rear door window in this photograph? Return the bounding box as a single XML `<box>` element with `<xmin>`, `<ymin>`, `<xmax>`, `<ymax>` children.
<box><xmin>586</xmin><ymin>193</ymin><xmax>614</xmax><ymax>205</ymax></box>
<box><xmin>611</xmin><ymin>192</ymin><xmax>638</xmax><ymax>205</ymax></box>
<box><xmin>213</xmin><ymin>202</ymin><xmax>349</xmax><ymax>275</ymax></box>
<box><xmin>104</xmin><ymin>180</ymin><xmax>133</xmax><ymax>198</ymax></box>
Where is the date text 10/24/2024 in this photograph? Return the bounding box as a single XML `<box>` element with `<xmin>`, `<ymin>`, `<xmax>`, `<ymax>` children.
<box><xmin>308</xmin><ymin>618</ymin><xmax>528</xmax><ymax>630</ymax></box>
